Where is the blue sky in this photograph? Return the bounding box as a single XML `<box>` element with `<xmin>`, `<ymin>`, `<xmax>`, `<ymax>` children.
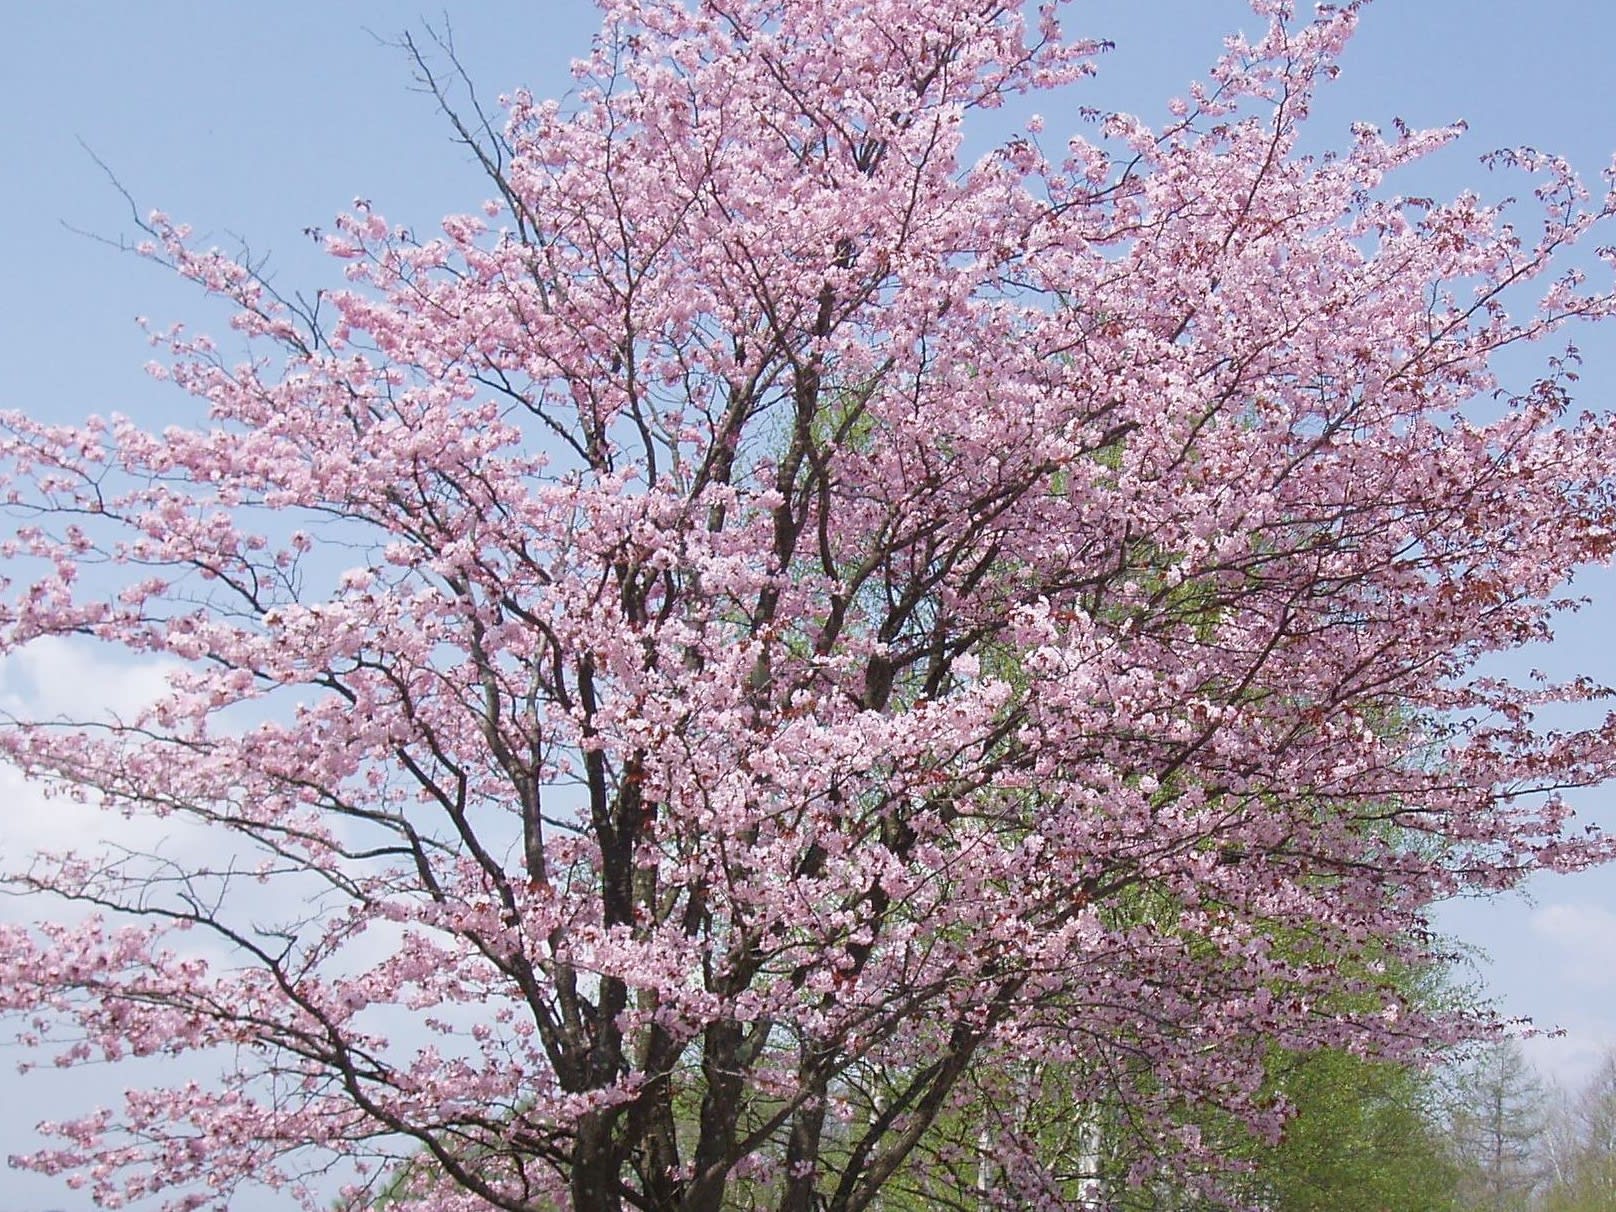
<box><xmin>4</xmin><ymin>2</ymin><xmax>1616</xmax><ymax>1208</ymax></box>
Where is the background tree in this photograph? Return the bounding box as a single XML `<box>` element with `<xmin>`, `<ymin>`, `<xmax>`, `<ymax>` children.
<box><xmin>4</xmin><ymin>2</ymin><xmax>1616</xmax><ymax>1211</ymax></box>
<box><xmin>1241</xmin><ymin>1048</ymin><xmax>1459</xmax><ymax>1212</ymax></box>
<box><xmin>1448</xmin><ymin>1040</ymin><xmax>1551</xmax><ymax>1212</ymax></box>
<box><xmin>1539</xmin><ymin>1054</ymin><xmax>1616</xmax><ymax>1212</ymax></box>
<box><xmin>1089</xmin><ymin>943</ymin><xmax>1466</xmax><ymax>1211</ymax></box>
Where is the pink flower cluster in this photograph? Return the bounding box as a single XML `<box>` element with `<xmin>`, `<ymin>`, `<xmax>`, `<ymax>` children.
<box><xmin>3</xmin><ymin>1</ymin><xmax>1616</xmax><ymax>1208</ymax></box>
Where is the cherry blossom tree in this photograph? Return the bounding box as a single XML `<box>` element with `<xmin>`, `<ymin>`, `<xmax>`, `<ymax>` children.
<box><xmin>5</xmin><ymin>1</ymin><xmax>1616</xmax><ymax>1209</ymax></box>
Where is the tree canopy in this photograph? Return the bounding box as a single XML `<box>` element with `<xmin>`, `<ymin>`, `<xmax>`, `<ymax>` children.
<box><xmin>4</xmin><ymin>2</ymin><xmax>1616</xmax><ymax>1210</ymax></box>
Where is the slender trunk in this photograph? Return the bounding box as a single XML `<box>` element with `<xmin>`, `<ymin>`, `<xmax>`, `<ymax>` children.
<box><xmin>1076</xmin><ymin>1107</ymin><xmax>1103</xmax><ymax>1210</ymax></box>
<box><xmin>976</xmin><ymin>1125</ymin><xmax>992</xmax><ymax>1209</ymax></box>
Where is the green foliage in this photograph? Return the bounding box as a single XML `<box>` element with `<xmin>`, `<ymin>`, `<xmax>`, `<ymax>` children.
<box><xmin>1246</xmin><ymin>1048</ymin><xmax>1461</xmax><ymax>1212</ymax></box>
<box><xmin>1081</xmin><ymin>1045</ymin><xmax>1460</xmax><ymax>1211</ymax></box>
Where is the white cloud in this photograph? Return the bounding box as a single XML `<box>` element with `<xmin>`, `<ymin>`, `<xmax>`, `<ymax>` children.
<box><xmin>0</xmin><ymin>633</ymin><xmax>177</xmax><ymax>723</ymax></box>
<box><xmin>0</xmin><ymin>637</ymin><xmax>238</xmax><ymax>921</ymax></box>
<box><xmin>1528</xmin><ymin>902</ymin><xmax>1616</xmax><ymax>990</ymax></box>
